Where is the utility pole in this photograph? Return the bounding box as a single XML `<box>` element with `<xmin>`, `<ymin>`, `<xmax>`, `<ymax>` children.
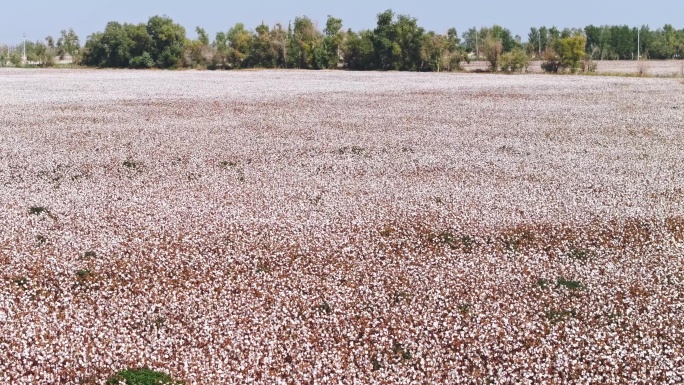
<box><xmin>475</xmin><ymin>29</ymin><xmax>479</xmax><ymax>60</ymax></box>
<box><xmin>22</xmin><ymin>33</ymin><xmax>27</xmax><ymax>63</ymax></box>
<box><xmin>637</xmin><ymin>28</ymin><xmax>640</xmax><ymax>60</ymax></box>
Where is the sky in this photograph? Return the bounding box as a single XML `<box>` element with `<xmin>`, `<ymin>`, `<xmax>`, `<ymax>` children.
<box><xmin>0</xmin><ymin>0</ymin><xmax>682</xmax><ymax>44</ymax></box>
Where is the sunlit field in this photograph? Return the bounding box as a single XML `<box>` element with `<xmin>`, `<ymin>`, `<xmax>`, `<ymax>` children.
<box><xmin>1</xmin><ymin>69</ymin><xmax>683</xmax><ymax>384</ymax></box>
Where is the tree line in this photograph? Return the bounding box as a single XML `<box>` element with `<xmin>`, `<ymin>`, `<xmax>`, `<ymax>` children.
<box><xmin>2</xmin><ymin>10</ymin><xmax>683</xmax><ymax>72</ymax></box>
<box><xmin>1</xmin><ymin>28</ymin><xmax>79</xmax><ymax>67</ymax></box>
<box><xmin>528</xmin><ymin>24</ymin><xmax>683</xmax><ymax>60</ymax></box>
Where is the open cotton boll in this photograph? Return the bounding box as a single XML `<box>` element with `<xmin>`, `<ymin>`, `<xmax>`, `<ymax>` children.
<box><xmin>0</xmin><ymin>69</ymin><xmax>683</xmax><ymax>384</ymax></box>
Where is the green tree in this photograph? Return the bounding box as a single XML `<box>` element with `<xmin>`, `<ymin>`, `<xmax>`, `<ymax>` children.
<box><xmin>552</xmin><ymin>35</ymin><xmax>587</xmax><ymax>72</ymax></box>
<box><xmin>45</xmin><ymin>36</ymin><xmax>55</xmax><ymax>49</ymax></box>
<box><xmin>322</xmin><ymin>15</ymin><xmax>344</xmax><ymax>68</ymax></box>
<box><xmin>57</xmin><ymin>28</ymin><xmax>80</xmax><ymax>59</ymax></box>
<box><xmin>146</xmin><ymin>15</ymin><xmax>186</xmax><ymax>68</ymax></box>
<box><xmin>372</xmin><ymin>9</ymin><xmax>400</xmax><ymax>70</ymax></box>
<box><xmin>421</xmin><ymin>28</ymin><xmax>465</xmax><ymax>72</ymax></box>
<box><xmin>24</xmin><ymin>40</ymin><xmax>55</xmax><ymax>66</ymax></box>
<box><xmin>343</xmin><ymin>29</ymin><xmax>375</xmax><ymax>70</ymax></box>
<box><xmin>489</xmin><ymin>25</ymin><xmax>518</xmax><ymax>52</ymax></box>
<box><xmin>393</xmin><ymin>14</ymin><xmax>425</xmax><ymax>71</ymax></box>
<box><xmin>227</xmin><ymin>23</ymin><xmax>252</xmax><ymax>68</ymax></box>
<box><xmin>584</xmin><ymin>25</ymin><xmax>602</xmax><ymax>58</ymax></box>
<box><xmin>481</xmin><ymin>33</ymin><xmax>503</xmax><ymax>71</ymax></box>
<box><xmin>657</xmin><ymin>24</ymin><xmax>681</xmax><ymax>59</ymax></box>
<box><xmin>291</xmin><ymin>16</ymin><xmax>322</xmax><ymax>69</ymax></box>
<box><xmin>461</xmin><ymin>27</ymin><xmax>478</xmax><ymax>54</ymax></box>
<box><xmin>182</xmin><ymin>26</ymin><xmax>213</xmax><ymax>68</ymax></box>
<box><xmin>499</xmin><ymin>47</ymin><xmax>530</xmax><ymax>72</ymax></box>
<box><xmin>608</xmin><ymin>25</ymin><xmax>634</xmax><ymax>59</ymax></box>
<box><xmin>250</xmin><ymin>23</ymin><xmax>277</xmax><ymax>68</ymax></box>
<box><xmin>214</xmin><ymin>31</ymin><xmax>229</xmax><ymax>68</ymax></box>
<box><xmin>270</xmin><ymin>23</ymin><xmax>288</xmax><ymax>68</ymax></box>
<box><xmin>371</xmin><ymin>10</ymin><xmax>424</xmax><ymax>71</ymax></box>
<box><xmin>196</xmin><ymin>27</ymin><xmax>210</xmax><ymax>46</ymax></box>
<box><xmin>82</xmin><ymin>22</ymin><xmax>152</xmax><ymax>68</ymax></box>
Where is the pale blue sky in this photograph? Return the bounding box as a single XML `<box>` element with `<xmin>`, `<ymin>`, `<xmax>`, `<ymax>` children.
<box><xmin>0</xmin><ymin>0</ymin><xmax>681</xmax><ymax>44</ymax></box>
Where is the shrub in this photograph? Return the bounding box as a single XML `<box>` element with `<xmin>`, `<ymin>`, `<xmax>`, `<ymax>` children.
<box><xmin>556</xmin><ymin>277</ymin><xmax>583</xmax><ymax>290</ymax></box>
<box><xmin>122</xmin><ymin>159</ymin><xmax>140</xmax><ymax>170</ymax></box>
<box><xmin>129</xmin><ymin>52</ymin><xmax>155</xmax><ymax>69</ymax></box>
<box><xmin>13</xmin><ymin>277</ymin><xmax>28</xmax><ymax>289</ymax></box>
<box><xmin>438</xmin><ymin>231</ymin><xmax>454</xmax><ymax>245</ymax></box>
<box><xmin>392</xmin><ymin>291</ymin><xmax>412</xmax><ymax>305</ymax></box>
<box><xmin>542</xmin><ymin>35</ymin><xmax>587</xmax><ymax>73</ymax></box>
<box><xmin>581</xmin><ymin>56</ymin><xmax>597</xmax><ymax>73</ymax></box>
<box><xmin>482</xmin><ymin>35</ymin><xmax>503</xmax><ymax>71</ymax></box>
<box><xmin>636</xmin><ymin>60</ymin><xmax>649</xmax><ymax>77</ymax></box>
<box><xmin>567</xmin><ymin>248</ymin><xmax>593</xmax><ymax>261</ymax></box>
<box><xmin>106</xmin><ymin>368</ymin><xmax>184</xmax><ymax>385</ymax></box>
<box><xmin>317</xmin><ymin>301</ymin><xmax>332</xmax><ymax>314</ymax></box>
<box><xmin>339</xmin><ymin>146</ymin><xmax>365</xmax><ymax>155</ymax></box>
<box><xmin>392</xmin><ymin>341</ymin><xmax>412</xmax><ymax>361</ymax></box>
<box><xmin>29</xmin><ymin>206</ymin><xmax>48</xmax><ymax>215</ymax></box>
<box><xmin>537</xmin><ymin>278</ymin><xmax>550</xmax><ymax>289</ymax></box>
<box><xmin>460</xmin><ymin>235</ymin><xmax>473</xmax><ymax>251</ymax></box>
<box><xmin>541</xmin><ymin>49</ymin><xmax>562</xmax><ymax>73</ymax></box>
<box><xmin>544</xmin><ymin>309</ymin><xmax>577</xmax><ymax>324</ymax></box>
<box><xmin>499</xmin><ymin>48</ymin><xmax>530</xmax><ymax>73</ymax></box>
<box><xmin>35</xmin><ymin>235</ymin><xmax>47</xmax><ymax>245</ymax></box>
<box><xmin>74</xmin><ymin>269</ymin><xmax>96</xmax><ymax>289</ymax></box>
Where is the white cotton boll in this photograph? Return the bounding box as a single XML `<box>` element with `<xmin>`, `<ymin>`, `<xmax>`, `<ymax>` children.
<box><xmin>1</xmin><ymin>69</ymin><xmax>682</xmax><ymax>384</ymax></box>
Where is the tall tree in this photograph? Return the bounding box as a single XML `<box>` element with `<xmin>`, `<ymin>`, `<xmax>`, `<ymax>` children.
<box><xmin>461</xmin><ymin>27</ymin><xmax>478</xmax><ymax>54</ymax></box>
<box><xmin>372</xmin><ymin>9</ymin><xmax>400</xmax><ymax>70</ymax></box>
<box><xmin>343</xmin><ymin>29</ymin><xmax>374</xmax><ymax>70</ymax></box>
<box><xmin>227</xmin><ymin>23</ymin><xmax>252</xmax><ymax>68</ymax></box>
<box><xmin>250</xmin><ymin>23</ymin><xmax>277</xmax><ymax>68</ymax></box>
<box><xmin>214</xmin><ymin>31</ymin><xmax>229</xmax><ymax>68</ymax></box>
<box><xmin>322</xmin><ymin>15</ymin><xmax>344</xmax><ymax>69</ymax></box>
<box><xmin>57</xmin><ymin>28</ymin><xmax>80</xmax><ymax>59</ymax></box>
<box><xmin>291</xmin><ymin>16</ymin><xmax>322</xmax><ymax>69</ymax></box>
<box><xmin>196</xmin><ymin>27</ymin><xmax>210</xmax><ymax>46</ymax></box>
<box><xmin>270</xmin><ymin>23</ymin><xmax>288</xmax><ymax>68</ymax></box>
<box><xmin>183</xmin><ymin>26</ymin><xmax>212</xmax><ymax>67</ymax></box>
<box><xmin>554</xmin><ymin>35</ymin><xmax>587</xmax><ymax>71</ymax></box>
<box><xmin>481</xmin><ymin>33</ymin><xmax>503</xmax><ymax>70</ymax></box>
<box><xmin>393</xmin><ymin>14</ymin><xmax>425</xmax><ymax>71</ymax></box>
<box><xmin>146</xmin><ymin>15</ymin><xmax>186</xmax><ymax>68</ymax></box>
<box><xmin>82</xmin><ymin>22</ymin><xmax>153</xmax><ymax>68</ymax></box>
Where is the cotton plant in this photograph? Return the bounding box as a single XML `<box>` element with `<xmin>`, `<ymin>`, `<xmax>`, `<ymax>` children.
<box><xmin>0</xmin><ymin>69</ymin><xmax>683</xmax><ymax>384</ymax></box>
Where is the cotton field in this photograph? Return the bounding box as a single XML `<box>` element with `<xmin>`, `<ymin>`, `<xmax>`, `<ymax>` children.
<box><xmin>1</xmin><ymin>69</ymin><xmax>683</xmax><ymax>384</ymax></box>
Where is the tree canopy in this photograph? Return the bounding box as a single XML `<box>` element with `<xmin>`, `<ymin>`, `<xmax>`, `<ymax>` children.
<box><xmin>4</xmin><ymin>10</ymin><xmax>683</xmax><ymax>70</ymax></box>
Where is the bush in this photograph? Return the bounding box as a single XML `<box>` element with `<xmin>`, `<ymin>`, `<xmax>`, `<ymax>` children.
<box><xmin>542</xmin><ymin>35</ymin><xmax>587</xmax><ymax>73</ymax></box>
<box><xmin>499</xmin><ymin>48</ymin><xmax>530</xmax><ymax>73</ymax></box>
<box><xmin>544</xmin><ymin>309</ymin><xmax>577</xmax><ymax>324</ymax></box>
<box><xmin>29</xmin><ymin>206</ymin><xmax>48</xmax><ymax>215</ymax></box>
<box><xmin>556</xmin><ymin>277</ymin><xmax>583</xmax><ymax>290</ymax></box>
<box><xmin>130</xmin><ymin>52</ymin><xmax>155</xmax><ymax>69</ymax></box>
<box><xmin>122</xmin><ymin>159</ymin><xmax>140</xmax><ymax>170</ymax></box>
<box><xmin>106</xmin><ymin>368</ymin><xmax>184</xmax><ymax>385</ymax></box>
<box><xmin>482</xmin><ymin>35</ymin><xmax>503</xmax><ymax>71</ymax></box>
<box><xmin>581</xmin><ymin>56</ymin><xmax>597</xmax><ymax>73</ymax></box>
<box><xmin>541</xmin><ymin>49</ymin><xmax>561</xmax><ymax>73</ymax></box>
<box><xmin>555</xmin><ymin>35</ymin><xmax>586</xmax><ymax>72</ymax></box>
